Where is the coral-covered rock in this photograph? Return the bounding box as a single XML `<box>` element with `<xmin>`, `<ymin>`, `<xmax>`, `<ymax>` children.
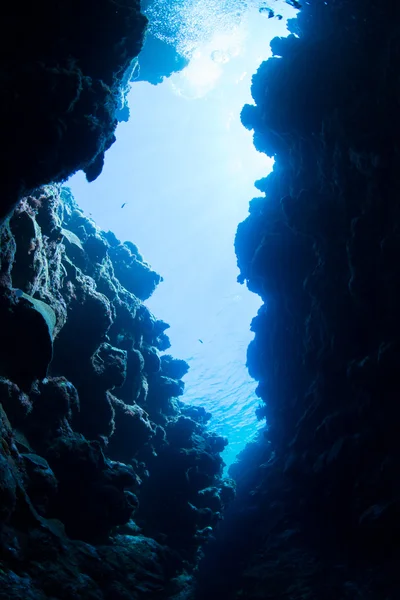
<box><xmin>137</xmin><ymin>413</ymin><xmax>234</xmax><ymax>560</ymax></box>
<box><xmin>0</xmin><ymin>378</ymin><xmax>32</xmax><ymax>427</ymax></box>
<box><xmin>91</xmin><ymin>343</ymin><xmax>128</xmax><ymax>390</ymax></box>
<box><xmin>147</xmin><ymin>375</ymin><xmax>185</xmax><ymax>415</ymax></box>
<box><xmin>75</xmin><ymin>388</ymin><xmax>116</xmax><ymax>440</ymax></box>
<box><xmin>30</xmin><ymin>377</ymin><xmax>79</xmax><ymax>426</ymax></box>
<box><xmin>108</xmin><ymin>397</ymin><xmax>154</xmax><ymax>462</ymax></box>
<box><xmin>141</xmin><ymin>345</ymin><xmax>161</xmax><ymax>375</ymax></box>
<box><xmin>109</xmin><ymin>242</ymin><xmax>162</xmax><ymax>301</ymax></box>
<box><xmin>117</xmin><ymin>349</ymin><xmax>147</xmax><ymax>405</ymax></box>
<box><xmin>52</xmin><ymin>285</ymin><xmax>113</xmax><ymax>381</ymax></box>
<box><xmin>0</xmin><ymin>288</ymin><xmax>54</xmax><ymax>390</ymax></box>
<box><xmin>0</xmin><ymin>184</ymin><xmax>231</xmax><ymax>594</ymax></box>
<box><xmin>181</xmin><ymin>405</ymin><xmax>212</xmax><ymax>425</ymax></box>
<box><xmin>0</xmin><ymin>220</ymin><xmax>17</xmax><ymax>289</ymax></box>
<box><xmin>165</xmin><ymin>416</ymin><xmax>201</xmax><ymax>447</ymax></box>
<box><xmin>43</xmin><ymin>432</ymin><xmax>136</xmax><ymax>541</ymax></box>
<box><xmin>0</xmin><ymin>405</ymin><xmax>32</xmax><ymax>525</ymax></box>
<box><xmin>21</xmin><ymin>453</ymin><xmax>58</xmax><ymax>516</ymax></box>
<box><xmin>0</xmin><ymin>526</ymin><xmax>179</xmax><ymax>600</ymax></box>
<box><xmin>161</xmin><ymin>355</ymin><xmax>190</xmax><ymax>380</ymax></box>
<box><xmin>0</xmin><ymin>452</ymin><xmax>17</xmax><ymax>523</ymax></box>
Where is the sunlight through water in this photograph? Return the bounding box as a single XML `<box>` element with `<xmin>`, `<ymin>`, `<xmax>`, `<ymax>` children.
<box><xmin>69</xmin><ymin>0</ymin><xmax>297</xmax><ymax>467</ymax></box>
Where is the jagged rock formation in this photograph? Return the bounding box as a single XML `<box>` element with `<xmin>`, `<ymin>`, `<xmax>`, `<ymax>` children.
<box><xmin>138</xmin><ymin>0</ymin><xmax>190</xmax><ymax>85</ymax></box>
<box><xmin>113</xmin><ymin>1</ymin><xmax>190</xmax><ymax>123</ymax></box>
<box><xmin>115</xmin><ymin>32</ymin><xmax>189</xmax><ymax>123</ymax></box>
<box><xmin>0</xmin><ymin>0</ymin><xmax>147</xmax><ymax>222</ymax></box>
<box><xmin>196</xmin><ymin>0</ymin><xmax>400</xmax><ymax>598</ymax></box>
<box><xmin>0</xmin><ymin>186</ymin><xmax>234</xmax><ymax>599</ymax></box>
<box><xmin>135</xmin><ymin>34</ymin><xmax>189</xmax><ymax>86</ymax></box>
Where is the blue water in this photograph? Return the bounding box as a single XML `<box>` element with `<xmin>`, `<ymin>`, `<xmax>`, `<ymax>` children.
<box><xmin>69</xmin><ymin>1</ymin><xmax>295</xmax><ymax>467</ymax></box>
<box><xmin>178</xmin><ymin>294</ymin><xmax>264</xmax><ymax>467</ymax></box>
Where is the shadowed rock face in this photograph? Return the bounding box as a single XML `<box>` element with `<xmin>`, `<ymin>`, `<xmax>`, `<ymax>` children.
<box><xmin>0</xmin><ymin>187</ymin><xmax>234</xmax><ymax>598</ymax></box>
<box><xmin>135</xmin><ymin>34</ymin><xmax>189</xmax><ymax>85</ymax></box>
<box><xmin>196</xmin><ymin>0</ymin><xmax>400</xmax><ymax>598</ymax></box>
<box><xmin>0</xmin><ymin>0</ymin><xmax>147</xmax><ymax>222</ymax></box>
<box><xmin>138</xmin><ymin>0</ymin><xmax>190</xmax><ymax>86</ymax></box>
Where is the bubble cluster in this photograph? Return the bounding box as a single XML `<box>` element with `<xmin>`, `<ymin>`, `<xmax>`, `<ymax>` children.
<box><xmin>143</xmin><ymin>0</ymin><xmax>289</xmax><ymax>58</ymax></box>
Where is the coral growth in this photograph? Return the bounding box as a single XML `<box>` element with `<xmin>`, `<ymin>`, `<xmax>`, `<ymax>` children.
<box><xmin>0</xmin><ymin>186</ymin><xmax>234</xmax><ymax>598</ymax></box>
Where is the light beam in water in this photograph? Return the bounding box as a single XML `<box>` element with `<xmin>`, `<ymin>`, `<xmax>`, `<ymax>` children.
<box><xmin>68</xmin><ymin>0</ymin><xmax>297</xmax><ymax>467</ymax></box>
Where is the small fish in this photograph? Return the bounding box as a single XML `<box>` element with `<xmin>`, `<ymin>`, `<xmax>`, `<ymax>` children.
<box><xmin>198</xmin><ymin>339</ymin><xmax>203</xmax><ymax>344</ymax></box>
<box><xmin>121</xmin><ymin>202</ymin><xmax>127</xmax><ymax>208</ymax></box>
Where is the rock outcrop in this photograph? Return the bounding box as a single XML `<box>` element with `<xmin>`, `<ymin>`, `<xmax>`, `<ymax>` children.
<box><xmin>134</xmin><ymin>33</ymin><xmax>189</xmax><ymax>86</ymax></box>
<box><xmin>0</xmin><ymin>0</ymin><xmax>147</xmax><ymax>222</ymax></box>
<box><xmin>196</xmin><ymin>0</ymin><xmax>400</xmax><ymax>597</ymax></box>
<box><xmin>138</xmin><ymin>0</ymin><xmax>190</xmax><ymax>86</ymax></box>
<box><xmin>0</xmin><ymin>186</ymin><xmax>234</xmax><ymax>599</ymax></box>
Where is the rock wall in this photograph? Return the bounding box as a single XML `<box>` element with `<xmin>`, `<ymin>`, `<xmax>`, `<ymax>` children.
<box><xmin>0</xmin><ymin>0</ymin><xmax>147</xmax><ymax>222</ymax></box>
<box><xmin>0</xmin><ymin>2</ymin><xmax>236</xmax><ymax>596</ymax></box>
<box><xmin>0</xmin><ymin>186</ymin><xmax>234</xmax><ymax>599</ymax></box>
<box><xmin>196</xmin><ymin>0</ymin><xmax>400</xmax><ymax>598</ymax></box>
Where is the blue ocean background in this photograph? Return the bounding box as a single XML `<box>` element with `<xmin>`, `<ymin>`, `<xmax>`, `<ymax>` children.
<box><xmin>69</xmin><ymin>1</ymin><xmax>296</xmax><ymax>466</ymax></box>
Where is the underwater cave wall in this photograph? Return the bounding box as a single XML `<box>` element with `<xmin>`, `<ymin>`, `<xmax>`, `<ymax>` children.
<box><xmin>0</xmin><ymin>2</ymin><xmax>238</xmax><ymax>597</ymax></box>
<box><xmin>196</xmin><ymin>0</ymin><xmax>400</xmax><ymax>598</ymax></box>
<box><xmin>0</xmin><ymin>185</ymin><xmax>235</xmax><ymax>599</ymax></box>
<box><xmin>0</xmin><ymin>0</ymin><xmax>147</xmax><ymax>222</ymax></box>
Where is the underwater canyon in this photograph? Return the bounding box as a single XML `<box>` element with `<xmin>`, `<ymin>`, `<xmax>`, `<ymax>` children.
<box><xmin>1</xmin><ymin>0</ymin><xmax>400</xmax><ymax>598</ymax></box>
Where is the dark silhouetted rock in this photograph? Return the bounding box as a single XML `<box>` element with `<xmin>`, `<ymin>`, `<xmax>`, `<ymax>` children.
<box><xmin>0</xmin><ymin>0</ymin><xmax>147</xmax><ymax>222</ymax></box>
<box><xmin>197</xmin><ymin>0</ymin><xmax>400</xmax><ymax>598</ymax></box>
